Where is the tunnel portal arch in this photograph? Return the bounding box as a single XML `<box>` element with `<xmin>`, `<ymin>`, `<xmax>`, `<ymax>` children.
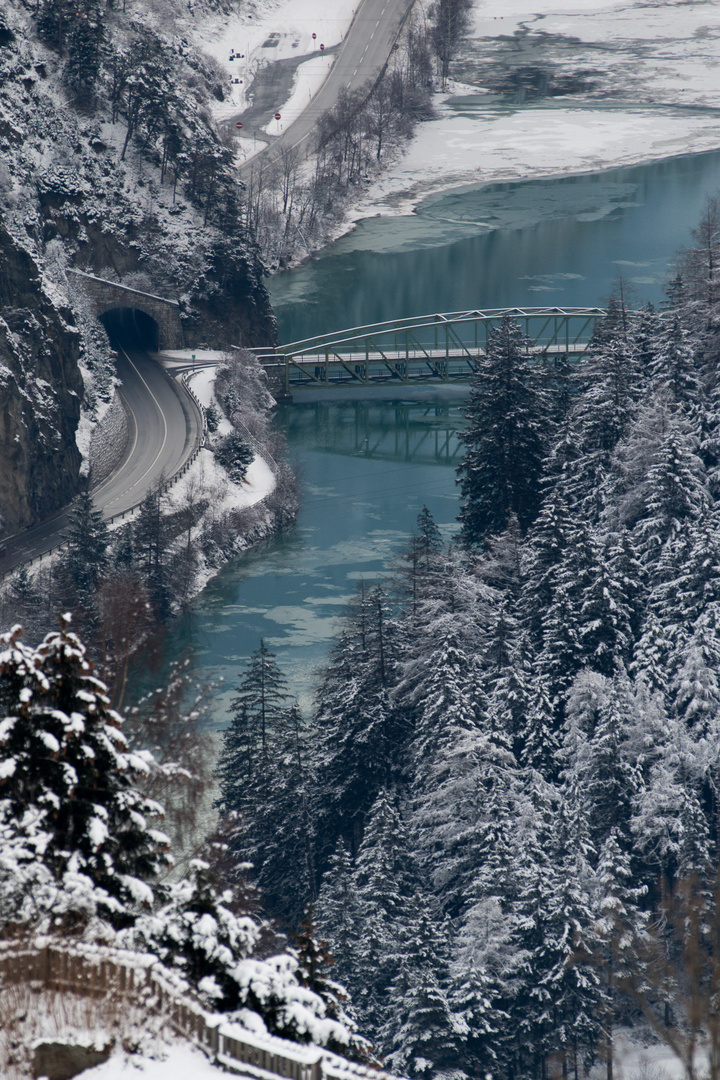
<box><xmin>99</xmin><ymin>306</ymin><xmax>161</xmax><ymax>350</ymax></box>
<box><xmin>68</xmin><ymin>269</ymin><xmax>184</xmax><ymax>350</ymax></box>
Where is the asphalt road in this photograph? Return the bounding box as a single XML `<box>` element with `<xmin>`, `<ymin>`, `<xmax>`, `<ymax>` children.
<box><xmin>0</xmin><ymin>349</ymin><xmax>202</xmax><ymax>579</ymax></box>
<box><xmin>0</xmin><ymin>0</ymin><xmax>413</xmax><ymax>580</ymax></box>
<box><xmin>235</xmin><ymin>0</ymin><xmax>416</xmax><ymax>175</ymax></box>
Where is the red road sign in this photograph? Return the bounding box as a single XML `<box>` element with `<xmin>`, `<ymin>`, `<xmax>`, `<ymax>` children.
<box><xmin>236</xmin><ymin>121</ymin><xmax>243</xmax><ymax>129</ymax></box>
<box><xmin>312</xmin><ymin>32</ymin><xmax>316</xmax><ymax>39</ymax></box>
<box><xmin>319</xmin><ymin>43</ymin><xmax>325</xmax><ymax>50</ymax></box>
<box><xmin>274</xmin><ymin>112</ymin><xmax>282</xmax><ymax>120</ymax></box>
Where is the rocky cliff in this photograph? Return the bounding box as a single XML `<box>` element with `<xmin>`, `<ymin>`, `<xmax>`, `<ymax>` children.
<box><xmin>0</xmin><ymin>224</ymin><xmax>82</xmax><ymax>535</ymax></box>
<box><xmin>0</xmin><ymin>0</ymin><xmax>277</xmax><ymax>538</ymax></box>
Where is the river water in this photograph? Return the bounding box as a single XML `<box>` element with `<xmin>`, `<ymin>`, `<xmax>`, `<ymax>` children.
<box><xmin>135</xmin><ymin>151</ymin><xmax>720</xmax><ymax>719</ymax></box>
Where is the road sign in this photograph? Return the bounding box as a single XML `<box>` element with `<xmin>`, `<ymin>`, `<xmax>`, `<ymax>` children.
<box><xmin>236</xmin><ymin>121</ymin><xmax>243</xmax><ymax>129</ymax></box>
<box><xmin>320</xmin><ymin>43</ymin><xmax>325</xmax><ymax>50</ymax></box>
<box><xmin>312</xmin><ymin>32</ymin><xmax>316</xmax><ymax>39</ymax></box>
<box><xmin>274</xmin><ymin>112</ymin><xmax>282</xmax><ymax>120</ymax></box>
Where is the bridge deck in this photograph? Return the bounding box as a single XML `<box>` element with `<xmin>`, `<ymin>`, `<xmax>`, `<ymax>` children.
<box><xmin>260</xmin><ymin>307</ymin><xmax>612</xmax><ymax>392</ymax></box>
<box><xmin>261</xmin><ymin>342</ymin><xmax>587</xmax><ymax>389</ymax></box>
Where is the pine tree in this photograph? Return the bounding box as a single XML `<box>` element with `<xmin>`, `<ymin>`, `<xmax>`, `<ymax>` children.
<box><xmin>63</xmin><ymin>485</ymin><xmax>110</xmax><ymax>600</ymax></box>
<box><xmin>648</xmin><ymin>313</ymin><xmax>702</xmax><ymax>407</ymax></box>
<box><xmin>561</xmin><ymin>311</ymin><xmax>644</xmax><ymax>515</ymax></box>
<box><xmin>576</xmin><ymin>534</ymin><xmax>634</xmax><ymax>677</ymax></box>
<box><xmin>242</xmin><ymin>702</ymin><xmax>316</xmax><ymax>925</ymax></box>
<box><xmin>672</xmin><ymin>602</ymin><xmax>720</xmax><ymax>736</ymax></box>
<box><xmin>521</xmin><ymin>676</ymin><xmax>561</xmax><ymax>778</ymax></box>
<box><xmin>215</xmin><ymin>643</ymin><xmax>287</xmax><ymax>818</ymax></box>
<box><xmin>381</xmin><ymin>912</ymin><xmax>459</xmax><ymax>1079</ymax></box>
<box><xmin>316</xmin><ymin>839</ymin><xmax>360</xmax><ymax>992</ymax></box>
<box><xmin>134</xmin><ymin>485</ymin><xmax>171</xmax><ymax>617</ymax></box>
<box><xmin>312</xmin><ymin>584</ymin><xmax>403</xmax><ymax>866</ymax></box>
<box><xmin>215</xmin><ymin>645</ymin><xmax>314</xmax><ymax>924</ymax></box>
<box><xmin>457</xmin><ymin>315</ymin><xmax>550</xmax><ymax>547</ymax></box>
<box><xmin>561</xmin><ymin>669</ymin><xmax>642</xmax><ymax>859</ymax></box>
<box><xmin>522</xmin><ymin>477</ymin><xmax>581</xmax><ymax>648</ymax></box>
<box><xmin>349</xmin><ymin>791</ymin><xmax>420</xmax><ymax>1033</ymax></box>
<box><xmin>507</xmin><ymin>791</ymin><xmax>603</xmax><ymax>1078</ymax></box>
<box><xmin>124</xmin><ymin>860</ymin><xmax>367</xmax><ymax>1054</ymax></box>
<box><xmin>396</xmin><ymin>506</ymin><xmax>445</xmax><ymax>617</ymax></box>
<box><xmin>293</xmin><ymin>908</ymin><xmax>370</xmax><ymax>1062</ymax></box>
<box><xmin>64</xmin><ymin>0</ymin><xmax>106</xmax><ymax>109</ymax></box>
<box><xmin>637</xmin><ymin>425</ymin><xmax>708</xmax><ymax>570</ymax></box>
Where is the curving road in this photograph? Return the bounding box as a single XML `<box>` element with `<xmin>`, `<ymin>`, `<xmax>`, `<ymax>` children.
<box><xmin>235</xmin><ymin>0</ymin><xmax>416</xmax><ymax>176</ymax></box>
<box><xmin>96</xmin><ymin>347</ymin><xmax>201</xmax><ymax>520</ymax></box>
<box><xmin>0</xmin><ymin>348</ymin><xmax>203</xmax><ymax>579</ymax></box>
<box><xmin>0</xmin><ymin>0</ymin><xmax>414</xmax><ymax>581</ymax></box>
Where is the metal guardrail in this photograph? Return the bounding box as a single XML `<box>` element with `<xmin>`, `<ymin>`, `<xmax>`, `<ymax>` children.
<box><xmin>0</xmin><ymin>938</ymin><xmax>397</xmax><ymax>1080</ymax></box>
<box><xmin>1</xmin><ymin>371</ymin><xmax>207</xmax><ymax>581</ymax></box>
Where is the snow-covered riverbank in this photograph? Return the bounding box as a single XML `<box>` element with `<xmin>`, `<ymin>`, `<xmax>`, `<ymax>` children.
<box><xmin>188</xmin><ymin>0</ymin><xmax>720</xmax><ymax>239</ymax></box>
<box><xmin>352</xmin><ymin>0</ymin><xmax>720</xmax><ymax>217</ymax></box>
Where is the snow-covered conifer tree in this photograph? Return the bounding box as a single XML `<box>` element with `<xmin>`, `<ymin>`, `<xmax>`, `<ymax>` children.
<box><xmin>457</xmin><ymin>315</ymin><xmax>550</xmax><ymax>546</ymax></box>
<box><xmin>0</xmin><ymin>618</ymin><xmax>170</xmax><ymax>928</ymax></box>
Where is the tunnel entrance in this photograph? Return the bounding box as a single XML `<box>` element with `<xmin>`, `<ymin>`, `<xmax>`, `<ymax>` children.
<box><xmin>100</xmin><ymin>307</ymin><xmax>160</xmax><ymax>350</ymax></box>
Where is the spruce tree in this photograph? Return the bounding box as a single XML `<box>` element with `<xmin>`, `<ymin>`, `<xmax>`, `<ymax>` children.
<box><xmin>215</xmin><ymin>644</ymin><xmax>314</xmax><ymax>924</ymax></box>
<box><xmin>134</xmin><ymin>485</ymin><xmax>171</xmax><ymax>617</ymax></box>
<box><xmin>348</xmin><ymin>790</ymin><xmax>420</xmax><ymax>1033</ymax></box>
<box><xmin>63</xmin><ymin>485</ymin><xmax>110</xmax><ymax>600</ymax></box>
<box><xmin>0</xmin><ymin>618</ymin><xmax>171</xmax><ymax>927</ymax></box>
<box><xmin>381</xmin><ymin>913</ymin><xmax>458</xmax><ymax>1079</ymax></box>
<box><xmin>312</xmin><ymin>584</ymin><xmax>403</xmax><ymax>866</ymax></box>
<box><xmin>457</xmin><ymin>315</ymin><xmax>550</xmax><ymax>547</ymax></box>
<box><xmin>316</xmin><ymin>839</ymin><xmax>361</xmax><ymax>993</ymax></box>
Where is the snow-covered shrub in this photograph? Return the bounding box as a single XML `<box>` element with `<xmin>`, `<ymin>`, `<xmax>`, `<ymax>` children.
<box><xmin>121</xmin><ymin>859</ymin><xmax>369</xmax><ymax>1056</ymax></box>
<box><xmin>213</xmin><ymin>430</ymin><xmax>254</xmax><ymax>483</ymax></box>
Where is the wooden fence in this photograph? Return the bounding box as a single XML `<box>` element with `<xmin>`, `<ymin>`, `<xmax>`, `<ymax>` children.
<box><xmin>0</xmin><ymin>938</ymin><xmax>394</xmax><ymax>1080</ymax></box>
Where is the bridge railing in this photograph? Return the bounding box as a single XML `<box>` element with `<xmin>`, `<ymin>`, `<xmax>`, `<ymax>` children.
<box><xmin>262</xmin><ymin>307</ymin><xmax>611</xmax><ymax>391</ymax></box>
<box><xmin>0</xmin><ymin>937</ymin><xmax>398</xmax><ymax>1080</ymax></box>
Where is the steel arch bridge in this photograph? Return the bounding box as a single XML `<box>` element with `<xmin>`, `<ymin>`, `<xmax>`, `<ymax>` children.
<box><xmin>260</xmin><ymin>307</ymin><xmax>610</xmax><ymax>394</ymax></box>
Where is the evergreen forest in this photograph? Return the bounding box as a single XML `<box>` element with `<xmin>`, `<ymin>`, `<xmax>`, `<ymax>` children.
<box><xmin>215</xmin><ymin>199</ymin><xmax>720</xmax><ymax>1080</ymax></box>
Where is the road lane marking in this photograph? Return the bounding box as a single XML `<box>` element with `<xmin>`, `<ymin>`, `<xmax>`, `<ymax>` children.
<box><xmin>111</xmin><ymin>346</ymin><xmax>169</xmax><ymax>506</ymax></box>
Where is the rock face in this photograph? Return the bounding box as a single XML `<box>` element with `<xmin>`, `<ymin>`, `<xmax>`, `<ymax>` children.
<box><xmin>0</xmin><ymin>223</ymin><xmax>83</xmax><ymax>536</ymax></box>
<box><xmin>32</xmin><ymin>1039</ymin><xmax>112</xmax><ymax>1080</ymax></box>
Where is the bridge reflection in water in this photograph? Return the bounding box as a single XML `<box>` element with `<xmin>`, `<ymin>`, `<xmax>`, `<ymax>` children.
<box><xmin>284</xmin><ymin>399</ymin><xmax>465</xmax><ymax>466</ymax></box>
<box><xmin>261</xmin><ymin>307</ymin><xmax>607</xmax><ymax>395</ymax></box>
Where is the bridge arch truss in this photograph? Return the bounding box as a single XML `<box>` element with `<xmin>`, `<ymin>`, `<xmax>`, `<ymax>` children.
<box><xmin>263</xmin><ymin>307</ymin><xmax>609</xmax><ymax>393</ymax></box>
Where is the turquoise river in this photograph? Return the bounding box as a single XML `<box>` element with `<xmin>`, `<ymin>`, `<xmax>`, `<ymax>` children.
<box><xmin>134</xmin><ymin>151</ymin><xmax>720</xmax><ymax>718</ymax></box>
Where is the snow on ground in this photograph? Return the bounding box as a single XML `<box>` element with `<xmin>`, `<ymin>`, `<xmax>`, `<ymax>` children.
<box><xmin>164</xmin><ymin>444</ymin><xmax>276</xmax><ymax>520</ymax></box>
<box><xmin>81</xmin><ymin>1043</ymin><xmax>228</xmax><ymax>1079</ymax></box>
<box><xmin>259</xmin><ymin>53</ymin><xmax>336</xmax><ymax>132</ymax></box>
<box><xmin>58</xmin><ymin>1025</ymin><xmax>699</xmax><ymax>1080</ymax></box>
<box><xmin>351</xmin><ymin>0</ymin><xmax>720</xmax><ymax>219</ymax></box>
<box><xmin>180</xmin><ymin>0</ymin><xmax>720</xmax><ymax>220</ymax></box>
<box><xmin>355</xmin><ymin>106</ymin><xmax>720</xmax><ymax>217</ymax></box>
<box><xmin>164</xmin><ymin>359</ymin><xmax>277</xmax><ymax>516</ymax></box>
<box><xmin>189</xmin><ymin>0</ymin><xmax>357</xmax><ymax>118</ymax></box>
